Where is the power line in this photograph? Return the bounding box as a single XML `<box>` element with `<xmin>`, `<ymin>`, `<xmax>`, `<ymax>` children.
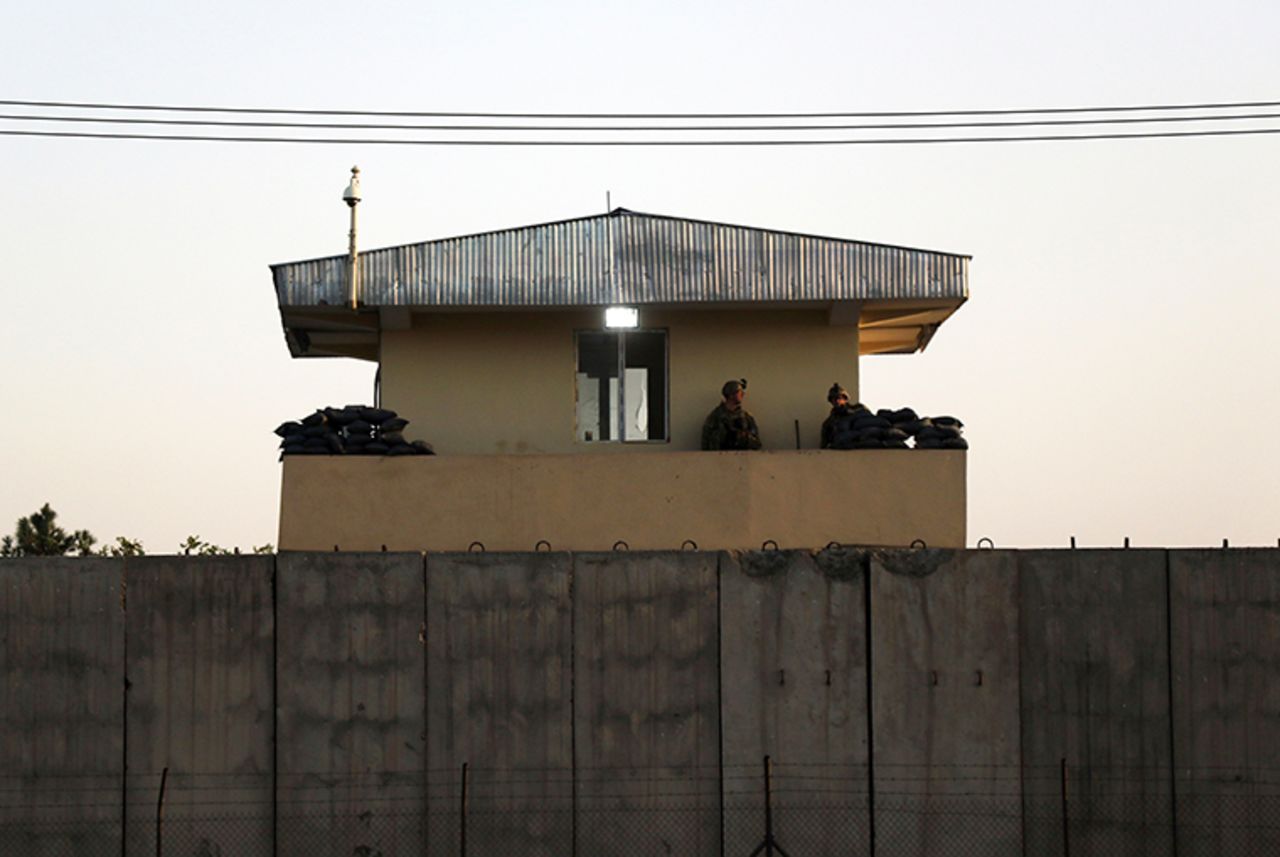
<box><xmin>2</xmin><ymin>95</ymin><xmax>1280</xmax><ymax>119</ymax></box>
<box><xmin>3</xmin><ymin>126</ymin><xmax>1280</xmax><ymax>146</ymax></box>
<box><xmin>3</xmin><ymin>110</ymin><xmax>1280</xmax><ymax>133</ymax></box>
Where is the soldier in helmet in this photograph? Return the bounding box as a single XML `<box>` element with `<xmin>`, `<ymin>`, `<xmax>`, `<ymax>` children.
<box><xmin>701</xmin><ymin>379</ymin><xmax>762</xmax><ymax>450</ymax></box>
<box><xmin>821</xmin><ymin>382</ymin><xmax>852</xmax><ymax>449</ymax></box>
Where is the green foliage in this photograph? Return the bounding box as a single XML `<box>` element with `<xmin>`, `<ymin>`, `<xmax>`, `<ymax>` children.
<box><xmin>179</xmin><ymin>535</ymin><xmax>232</xmax><ymax>556</ymax></box>
<box><xmin>100</xmin><ymin>536</ymin><xmax>146</xmax><ymax>557</ymax></box>
<box><xmin>4</xmin><ymin>503</ymin><xmax>97</xmax><ymax>557</ymax></box>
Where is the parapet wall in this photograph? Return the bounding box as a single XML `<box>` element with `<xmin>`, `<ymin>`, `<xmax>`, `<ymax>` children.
<box><xmin>279</xmin><ymin>448</ymin><xmax>967</xmax><ymax>551</ymax></box>
<box><xmin>2</xmin><ymin>548</ymin><xmax>1278</xmax><ymax>856</ymax></box>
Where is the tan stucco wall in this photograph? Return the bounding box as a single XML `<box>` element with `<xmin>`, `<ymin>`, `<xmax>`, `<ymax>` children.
<box><xmin>278</xmin><ymin>449</ymin><xmax>965</xmax><ymax>552</ymax></box>
<box><xmin>379</xmin><ymin>309</ymin><xmax>859</xmax><ymax>455</ymax></box>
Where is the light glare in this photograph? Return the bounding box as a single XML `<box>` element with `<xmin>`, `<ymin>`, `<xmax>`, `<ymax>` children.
<box><xmin>605</xmin><ymin>306</ymin><xmax>639</xmax><ymax>328</ymax></box>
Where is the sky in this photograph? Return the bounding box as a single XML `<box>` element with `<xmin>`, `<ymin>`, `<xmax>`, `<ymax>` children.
<box><xmin>1</xmin><ymin>1</ymin><xmax>1277</xmax><ymax>552</ymax></box>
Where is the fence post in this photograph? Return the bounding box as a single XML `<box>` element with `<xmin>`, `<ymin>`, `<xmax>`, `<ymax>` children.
<box><xmin>155</xmin><ymin>766</ymin><xmax>169</xmax><ymax>857</ymax></box>
<box><xmin>1060</xmin><ymin>759</ymin><xmax>1070</xmax><ymax>857</ymax></box>
<box><xmin>459</xmin><ymin>762</ymin><xmax>468</xmax><ymax>857</ymax></box>
<box><xmin>746</xmin><ymin>755</ymin><xmax>791</xmax><ymax>857</ymax></box>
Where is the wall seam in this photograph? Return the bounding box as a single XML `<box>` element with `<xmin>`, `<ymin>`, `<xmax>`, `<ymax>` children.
<box><xmin>120</xmin><ymin>559</ymin><xmax>129</xmax><ymax>857</ymax></box>
<box><xmin>715</xmin><ymin>551</ymin><xmax>726</xmax><ymax>857</ymax></box>
<box><xmin>420</xmin><ymin>551</ymin><xmax>429</xmax><ymax>856</ymax></box>
<box><xmin>863</xmin><ymin>555</ymin><xmax>876</xmax><ymax>857</ymax></box>
<box><xmin>569</xmin><ymin>551</ymin><xmax>578</xmax><ymax>857</ymax></box>
<box><xmin>271</xmin><ymin>556</ymin><xmax>279</xmax><ymax>857</ymax></box>
<box><xmin>1165</xmin><ymin>550</ymin><xmax>1180</xmax><ymax>857</ymax></box>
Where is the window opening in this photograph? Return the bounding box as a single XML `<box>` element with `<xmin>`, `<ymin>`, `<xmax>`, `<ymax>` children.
<box><xmin>575</xmin><ymin>330</ymin><xmax>667</xmax><ymax>442</ymax></box>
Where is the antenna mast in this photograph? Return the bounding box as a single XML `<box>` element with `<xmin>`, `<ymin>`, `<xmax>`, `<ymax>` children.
<box><xmin>343</xmin><ymin>166</ymin><xmax>362</xmax><ymax>310</ymax></box>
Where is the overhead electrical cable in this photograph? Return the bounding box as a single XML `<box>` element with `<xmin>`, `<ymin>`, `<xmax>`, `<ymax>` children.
<box><xmin>3</xmin><ymin>110</ymin><xmax>1280</xmax><ymax>133</ymax></box>
<box><xmin>2</xmin><ymin>96</ymin><xmax>1280</xmax><ymax>119</ymax></box>
<box><xmin>3</xmin><ymin>126</ymin><xmax>1280</xmax><ymax>146</ymax></box>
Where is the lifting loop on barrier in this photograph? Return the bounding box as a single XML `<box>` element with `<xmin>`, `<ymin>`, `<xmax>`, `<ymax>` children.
<box><xmin>977</xmin><ymin>537</ymin><xmax>995</xmax><ymax>550</ymax></box>
<box><xmin>535</xmin><ymin>540</ymin><xmax>552</xmax><ymax>552</ymax></box>
<box><xmin>612</xmin><ymin>540</ymin><xmax>629</xmax><ymax>551</ymax></box>
<box><xmin>910</xmin><ymin>538</ymin><xmax>928</xmax><ymax>550</ymax></box>
<box><xmin>468</xmin><ymin>541</ymin><xmax>485</xmax><ymax>553</ymax></box>
<box><xmin>761</xmin><ymin>539</ymin><xmax>779</xmax><ymax>551</ymax></box>
<box><xmin>681</xmin><ymin>540</ymin><xmax>698</xmax><ymax>551</ymax></box>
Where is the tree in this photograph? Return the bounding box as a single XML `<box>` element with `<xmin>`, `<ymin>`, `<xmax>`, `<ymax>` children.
<box><xmin>3</xmin><ymin>503</ymin><xmax>97</xmax><ymax>557</ymax></box>
<box><xmin>1</xmin><ymin>504</ymin><xmax>145</xmax><ymax>558</ymax></box>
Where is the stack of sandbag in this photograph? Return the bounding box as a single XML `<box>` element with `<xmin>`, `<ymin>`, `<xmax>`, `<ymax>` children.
<box><xmin>827</xmin><ymin>405</ymin><xmax>968</xmax><ymax>450</ymax></box>
<box><xmin>911</xmin><ymin>415</ymin><xmax>968</xmax><ymax>449</ymax></box>
<box><xmin>275</xmin><ymin>405</ymin><xmax>436</xmax><ymax>458</ymax></box>
<box><xmin>827</xmin><ymin>404</ymin><xmax>911</xmax><ymax>449</ymax></box>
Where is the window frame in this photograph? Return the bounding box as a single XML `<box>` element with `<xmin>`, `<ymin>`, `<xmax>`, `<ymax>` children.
<box><xmin>573</xmin><ymin>327</ymin><xmax>670</xmax><ymax>444</ymax></box>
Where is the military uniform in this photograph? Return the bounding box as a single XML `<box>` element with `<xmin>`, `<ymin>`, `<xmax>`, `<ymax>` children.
<box><xmin>821</xmin><ymin>405</ymin><xmax>850</xmax><ymax>449</ymax></box>
<box><xmin>701</xmin><ymin>404</ymin><xmax>762</xmax><ymax>451</ymax></box>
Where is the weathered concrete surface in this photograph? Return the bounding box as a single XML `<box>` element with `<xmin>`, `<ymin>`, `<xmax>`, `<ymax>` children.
<box><xmin>123</xmin><ymin>556</ymin><xmax>274</xmax><ymax>856</ymax></box>
<box><xmin>1019</xmin><ymin>550</ymin><xmax>1173</xmax><ymax>857</ymax></box>
<box><xmin>871</xmin><ymin>549</ymin><xmax>1023</xmax><ymax>857</ymax></box>
<box><xmin>0</xmin><ymin>558</ymin><xmax>124</xmax><ymax>855</ymax></box>
<box><xmin>279</xmin><ymin>448</ymin><xmax>966</xmax><ymax>551</ymax></box>
<box><xmin>425</xmin><ymin>552</ymin><xmax>573</xmax><ymax>857</ymax></box>
<box><xmin>276</xmin><ymin>552</ymin><xmax>425</xmax><ymax>857</ymax></box>
<box><xmin>573</xmin><ymin>552</ymin><xmax>721</xmax><ymax>857</ymax></box>
<box><xmin>1171</xmin><ymin>549</ymin><xmax>1280</xmax><ymax>857</ymax></box>
<box><xmin>720</xmin><ymin>549</ymin><xmax>869</xmax><ymax>857</ymax></box>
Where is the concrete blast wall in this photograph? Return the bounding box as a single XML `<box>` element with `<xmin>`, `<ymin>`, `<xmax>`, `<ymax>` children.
<box><xmin>3</xmin><ymin>548</ymin><xmax>1280</xmax><ymax>856</ymax></box>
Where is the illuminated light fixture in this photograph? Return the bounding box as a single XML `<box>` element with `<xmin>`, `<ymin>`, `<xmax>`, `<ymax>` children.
<box><xmin>604</xmin><ymin>306</ymin><xmax>639</xmax><ymax>328</ymax></box>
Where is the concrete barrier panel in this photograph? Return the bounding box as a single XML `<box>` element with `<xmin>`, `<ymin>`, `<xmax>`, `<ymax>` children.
<box><xmin>1171</xmin><ymin>549</ymin><xmax>1280</xmax><ymax>856</ymax></box>
<box><xmin>871</xmin><ymin>549</ymin><xmax>1022</xmax><ymax>857</ymax></box>
<box><xmin>425</xmin><ymin>552</ymin><xmax>572</xmax><ymax>857</ymax></box>
<box><xmin>123</xmin><ymin>556</ymin><xmax>274</xmax><ymax>856</ymax></box>
<box><xmin>1019</xmin><ymin>550</ymin><xmax>1172</xmax><ymax>857</ymax></box>
<box><xmin>276</xmin><ymin>552</ymin><xmax>425</xmax><ymax>857</ymax></box>
<box><xmin>573</xmin><ymin>552</ymin><xmax>720</xmax><ymax>857</ymax></box>
<box><xmin>720</xmin><ymin>549</ymin><xmax>869</xmax><ymax>857</ymax></box>
<box><xmin>0</xmin><ymin>558</ymin><xmax>124</xmax><ymax>855</ymax></box>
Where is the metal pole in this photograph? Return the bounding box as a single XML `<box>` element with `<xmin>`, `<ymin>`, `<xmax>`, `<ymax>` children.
<box><xmin>155</xmin><ymin>766</ymin><xmax>169</xmax><ymax>857</ymax></box>
<box><xmin>1060</xmin><ymin>758</ymin><xmax>1070</xmax><ymax>857</ymax></box>
<box><xmin>344</xmin><ymin>166</ymin><xmax>361</xmax><ymax>310</ymax></box>
<box><xmin>763</xmin><ymin>756</ymin><xmax>774</xmax><ymax>857</ymax></box>
<box><xmin>460</xmin><ymin>762</ymin><xmax>469</xmax><ymax>857</ymax></box>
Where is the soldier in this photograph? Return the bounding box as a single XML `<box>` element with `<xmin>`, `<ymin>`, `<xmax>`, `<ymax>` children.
<box><xmin>821</xmin><ymin>382</ymin><xmax>851</xmax><ymax>449</ymax></box>
<box><xmin>701</xmin><ymin>379</ymin><xmax>762</xmax><ymax>450</ymax></box>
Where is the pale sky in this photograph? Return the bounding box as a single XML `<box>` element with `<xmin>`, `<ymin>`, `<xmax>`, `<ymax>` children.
<box><xmin>2</xmin><ymin>1</ymin><xmax>1277</xmax><ymax>552</ymax></box>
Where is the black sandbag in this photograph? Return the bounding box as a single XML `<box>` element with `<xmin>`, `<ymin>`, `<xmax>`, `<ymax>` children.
<box><xmin>852</xmin><ymin>438</ymin><xmax>884</xmax><ymax>448</ymax></box>
<box><xmin>360</xmin><ymin>407</ymin><xmax>397</xmax><ymax>423</ymax></box>
<box><xmin>387</xmin><ymin>444</ymin><xmax>415</xmax><ymax>456</ymax></box>
<box><xmin>365</xmin><ymin>441</ymin><xmax>390</xmax><ymax>454</ymax></box>
<box><xmin>345</xmin><ymin>419</ymin><xmax>372</xmax><ymax>435</ymax></box>
<box><xmin>884</xmin><ymin>439</ymin><xmax>909</xmax><ymax>449</ymax></box>
<box><xmin>897</xmin><ymin>419</ymin><xmax>927</xmax><ymax>436</ymax></box>
<box><xmin>380</xmin><ymin>417</ymin><xmax>410</xmax><ymax>433</ymax></box>
<box><xmin>411</xmin><ymin>440</ymin><xmax>436</xmax><ymax>455</ymax></box>
<box><xmin>324</xmin><ymin>407</ymin><xmax>360</xmax><ymax>426</ymax></box>
<box><xmin>302</xmin><ymin>425</ymin><xmax>328</xmax><ymax>438</ymax></box>
<box><xmin>301</xmin><ymin>411</ymin><xmax>326</xmax><ymax>427</ymax></box>
<box><xmin>853</xmin><ymin>415</ymin><xmax>891</xmax><ymax>430</ymax></box>
<box><xmin>381</xmin><ymin>430</ymin><xmax>405</xmax><ymax>445</ymax></box>
<box><xmin>891</xmin><ymin>407</ymin><xmax>919</xmax><ymax>423</ymax></box>
<box><xmin>883</xmin><ymin>428</ymin><xmax>909</xmax><ymax>442</ymax></box>
<box><xmin>931</xmin><ymin>415</ymin><xmax>964</xmax><ymax>429</ymax></box>
<box><xmin>942</xmin><ymin>437</ymin><xmax>969</xmax><ymax>449</ymax></box>
<box><xmin>326</xmin><ymin>435</ymin><xmax>344</xmax><ymax>454</ymax></box>
<box><xmin>274</xmin><ymin>421</ymin><xmax>303</xmax><ymax>438</ymax></box>
<box><xmin>915</xmin><ymin>437</ymin><xmax>943</xmax><ymax>449</ymax></box>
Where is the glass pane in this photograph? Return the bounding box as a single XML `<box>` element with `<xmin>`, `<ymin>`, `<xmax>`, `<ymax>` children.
<box><xmin>576</xmin><ymin>332</ymin><xmax>618</xmax><ymax>442</ymax></box>
<box><xmin>622</xmin><ymin>331</ymin><xmax>667</xmax><ymax>441</ymax></box>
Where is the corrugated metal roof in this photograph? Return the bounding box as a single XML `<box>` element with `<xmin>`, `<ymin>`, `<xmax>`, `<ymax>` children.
<box><xmin>271</xmin><ymin>209</ymin><xmax>969</xmax><ymax>308</ymax></box>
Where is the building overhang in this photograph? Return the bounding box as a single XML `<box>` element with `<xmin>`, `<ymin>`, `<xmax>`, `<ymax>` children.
<box><xmin>271</xmin><ymin>209</ymin><xmax>969</xmax><ymax>360</ymax></box>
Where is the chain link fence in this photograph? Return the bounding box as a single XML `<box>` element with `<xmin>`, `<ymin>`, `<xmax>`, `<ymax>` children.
<box><xmin>7</xmin><ymin>762</ymin><xmax>1280</xmax><ymax>855</ymax></box>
